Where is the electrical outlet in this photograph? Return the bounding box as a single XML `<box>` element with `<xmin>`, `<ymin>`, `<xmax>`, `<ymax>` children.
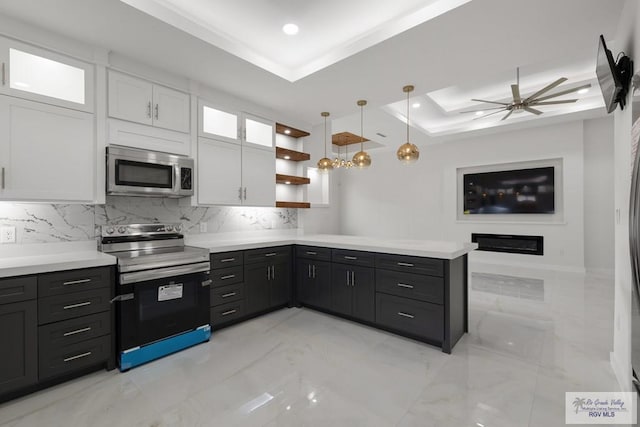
<box><xmin>0</xmin><ymin>226</ymin><xmax>16</xmax><ymax>244</ymax></box>
<box><xmin>199</xmin><ymin>222</ymin><xmax>208</xmax><ymax>233</ymax></box>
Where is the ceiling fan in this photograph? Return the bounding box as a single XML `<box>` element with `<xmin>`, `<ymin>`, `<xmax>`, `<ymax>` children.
<box><xmin>461</xmin><ymin>68</ymin><xmax>591</xmax><ymax>121</ymax></box>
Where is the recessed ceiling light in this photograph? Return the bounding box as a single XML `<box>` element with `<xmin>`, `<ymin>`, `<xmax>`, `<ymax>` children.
<box><xmin>577</xmin><ymin>88</ymin><xmax>589</xmax><ymax>94</ymax></box>
<box><xmin>285</xmin><ymin>181</ymin><xmax>291</xmax><ymax>184</ymax></box>
<box><xmin>283</xmin><ymin>155</ymin><xmax>291</xmax><ymax>160</ymax></box>
<box><xmin>475</xmin><ymin>111</ymin><xmax>484</xmax><ymax>116</ymax></box>
<box><xmin>282</xmin><ymin>23</ymin><xmax>299</xmax><ymax>35</ymax></box>
<box><xmin>412</xmin><ymin>102</ymin><xmax>421</xmax><ymax>108</ymax></box>
<box><xmin>284</xmin><ymin>129</ymin><xmax>291</xmax><ymax>134</ymax></box>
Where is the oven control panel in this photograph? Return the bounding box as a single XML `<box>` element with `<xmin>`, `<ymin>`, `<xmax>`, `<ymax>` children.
<box><xmin>101</xmin><ymin>223</ymin><xmax>183</xmax><ymax>237</ymax></box>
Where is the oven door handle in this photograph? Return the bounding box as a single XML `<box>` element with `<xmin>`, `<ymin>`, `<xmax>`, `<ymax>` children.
<box><xmin>119</xmin><ymin>262</ymin><xmax>211</xmax><ymax>285</ymax></box>
<box><xmin>110</xmin><ymin>293</ymin><xmax>135</xmax><ymax>304</ymax></box>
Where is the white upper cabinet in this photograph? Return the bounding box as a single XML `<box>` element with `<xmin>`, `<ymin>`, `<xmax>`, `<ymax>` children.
<box><xmin>107</xmin><ymin>70</ymin><xmax>190</xmax><ymax>134</ymax></box>
<box><xmin>199</xmin><ymin>100</ymin><xmax>239</xmax><ymax>143</ymax></box>
<box><xmin>198</xmin><ymin>137</ymin><xmax>242</xmax><ymax>205</ymax></box>
<box><xmin>243</xmin><ymin>113</ymin><xmax>275</xmax><ymax>150</ymax></box>
<box><xmin>241</xmin><ymin>146</ymin><xmax>275</xmax><ymax>206</ymax></box>
<box><xmin>0</xmin><ymin>37</ymin><xmax>94</xmax><ymax>112</ymax></box>
<box><xmin>108</xmin><ymin>71</ymin><xmax>153</xmax><ymax>126</ymax></box>
<box><xmin>0</xmin><ymin>95</ymin><xmax>94</xmax><ymax>202</ymax></box>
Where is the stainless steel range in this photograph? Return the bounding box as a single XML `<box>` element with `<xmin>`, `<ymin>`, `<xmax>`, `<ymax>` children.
<box><xmin>101</xmin><ymin>223</ymin><xmax>211</xmax><ymax>371</ymax></box>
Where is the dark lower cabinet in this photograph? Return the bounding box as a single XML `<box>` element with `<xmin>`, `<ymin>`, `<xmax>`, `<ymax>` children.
<box><xmin>0</xmin><ymin>299</ymin><xmax>38</xmax><ymax>396</ymax></box>
<box><xmin>244</xmin><ymin>263</ymin><xmax>271</xmax><ymax>315</ymax></box>
<box><xmin>270</xmin><ymin>261</ymin><xmax>291</xmax><ymax>307</ymax></box>
<box><xmin>244</xmin><ymin>247</ymin><xmax>292</xmax><ymax>317</ymax></box>
<box><xmin>331</xmin><ymin>263</ymin><xmax>375</xmax><ymax>323</ymax></box>
<box><xmin>296</xmin><ymin>259</ymin><xmax>331</xmax><ymax>310</ymax></box>
<box><xmin>375</xmin><ymin>293</ymin><xmax>444</xmax><ymax>342</ymax></box>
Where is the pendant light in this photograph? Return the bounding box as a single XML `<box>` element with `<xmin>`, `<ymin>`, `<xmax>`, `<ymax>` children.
<box><xmin>344</xmin><ymin>139</ymin><xmax>354</xmax><ymax>169</ymax></box>
<box><xmin>317</xmin><ymin>112</ymin><xmax>333</xmax><ymax>172</ymax></box>
<box><xmin>352</xmin><ymin>100</ymin><xmax>372</xmax><ymax>168</ymax></box>
<box><xmin>396</xmin><ymin>85</ymin><xmax>420</xmax><ymax>163</ymax></box>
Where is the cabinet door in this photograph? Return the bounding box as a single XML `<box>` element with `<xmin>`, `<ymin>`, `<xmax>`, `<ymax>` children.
<box><xmin>0</xmin><ymin>300</ymin><xmax>37</xmax><ymax>396</ymax></box>
<box><xmin>270</xmin><ymin>261</ymin><xmax>291</xmax><ymax>307</ymax></box>
<box><xmin>331</xmin><ymin>263</ymin><xmax>352</xmax><ymax>317</ymax></box>
<box><xmin>0</xmin><ymin>95</ymin><xmax>94</xmax><ymax>202</ymax></box>
<box><xmin>0</xmin><ymin>37</ymin><xmax>94</xmax><ymax>112</ymax></box>
<box><xmin>244</xmin><ymin>263</ymin><xmax>270</xmax><ymax>316</ymax></box>
<box><xmin>313</xmin><ymin>261</ymin><xmax>332</xmax><ymax>311</ymax></box>
<box><xmin>199</xmin><ymin>101</ymin><xmax>239</xmax><ymax>143</ymax></box>
<box><xmin>242</xmin><ymin>146</ymin><xmax>275</xmax><ymax>207</ymax></box>
<box><xmin>296</xmin><ymin>259</ymin><xmax>313</xmax><ymax>305</ymax></box>
<box><xmin>198</xmin><ymin>137</ymin><xmax>242</xmax><ymax>205</ymax></box>
<box><xmin>351</xmin><ymin>266</ymin><xmax>375</xmax><ymax>323</ymax></box>
<box><xmin>152</xmin><ymin>84</ymin><xmax>190</xmax><ymax>133</ymax></box>
<box><xmin>108</xmin><ymin>71</ymin><xmax>153</xmax><ymax>126</ymax></box>
<box><xmin>243</xmin><ymin>113</ymin><xmax>274</xmax><ymax>150</ymax></box>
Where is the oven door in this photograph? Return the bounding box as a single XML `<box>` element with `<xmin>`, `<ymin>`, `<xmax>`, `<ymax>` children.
<box><xmin>116</xmin><ymin>271</ymin><xmax>210</xmax><ymax>352</ymax></box>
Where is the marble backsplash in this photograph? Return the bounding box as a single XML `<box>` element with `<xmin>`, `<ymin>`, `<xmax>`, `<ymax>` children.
<box><xmin>0</xmin><ymin>197</ymin><xmax>298</xmax><ymax>244</ymax></box>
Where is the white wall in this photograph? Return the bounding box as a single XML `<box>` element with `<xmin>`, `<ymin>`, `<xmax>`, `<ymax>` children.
<box><xmin>338</xmin><ymin>119</ymin><xmax>614</xmax><ymax>272</ymax></box>
<box><xmin>611</xmin><ymin>0</ymin><xmax>639</xmax><ymax>393</ymax></box>
<box><xmin>584</xmin><ymin>117</ymin><xmax>615</xmax><ymax>274</ymax></box>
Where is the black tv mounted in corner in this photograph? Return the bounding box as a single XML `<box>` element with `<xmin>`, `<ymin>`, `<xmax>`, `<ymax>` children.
<box><xmin>463</xmin><ymin>167</ymin><xmax>555</xmax><ymax>214</ymax></box>
<box><xmin>597</xmin><ymin>34</ymin><xmax>633</xmax><ymax>113</ymax></box>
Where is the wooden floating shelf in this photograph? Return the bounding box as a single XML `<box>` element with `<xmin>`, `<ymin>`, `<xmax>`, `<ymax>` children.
<box><xmin>276</xmin><ymin>146</ymin><xmax>310</xmax><ymax>162</ymax></box>
<box><xmin>276</xmin><ymin>174</ymin><xmax>310</xmax><ymax>185</ymax></box>
<box><xmin>276</xmin><ymin>123</ymin><xmax>310</xmax><ymax>138</ymax></box>
<box><xmin>333</xmin><ymin>131</ymin><xmax>369</xmax><ymax>146</ymax></box>
<box><xmin>276</xmin><ymin>201</ymin><xmax>311</xmax><ymax>209</ymax></box>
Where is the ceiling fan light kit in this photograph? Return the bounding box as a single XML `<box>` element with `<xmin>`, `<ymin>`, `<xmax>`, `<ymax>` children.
<box><xmin>462</xmin><ymin>67</ymin><xmax>591</xmax><ymax>121</ymax></box>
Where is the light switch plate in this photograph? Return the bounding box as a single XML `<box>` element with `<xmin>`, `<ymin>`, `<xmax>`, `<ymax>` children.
<box><xmin>0</xmin><ymin>226</ymin><xmax>16</xmax><ymax>243</ymax></box>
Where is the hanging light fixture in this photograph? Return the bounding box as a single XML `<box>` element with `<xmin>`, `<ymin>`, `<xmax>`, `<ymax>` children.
<box><xmin>317</xmin><ymin>112</ymin><xmax>333</xmax><ymax>172</ymax></box>
<box><xmin>344</xmin><ymin>135</ymin><xmax>354</xmax><ymax>169</ymax></box>
<box><xmin>352</xmin><ymin>100</ymin><xmax>371</xmax><ymax>168</ymax></box>
<box><xmin>396</xmin><ymin>85</ymin><xmax>420</xmax><ymax>163</ymax></box>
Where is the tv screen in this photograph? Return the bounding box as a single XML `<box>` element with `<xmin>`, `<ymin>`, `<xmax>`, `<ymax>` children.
<box><xmin>596</xmin><ymin>34</ymin><xmax>622</xmax><ymax>114</ymax></box>
<box><xmin>463</xmin><ymin>167</ymin><xmax>555</xmax><ymax>214</ymax></box>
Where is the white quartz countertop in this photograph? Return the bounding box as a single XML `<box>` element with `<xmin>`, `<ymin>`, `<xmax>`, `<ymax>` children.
<box><xmin>187</xmin><ymin>233</ymin><xmax>477</xmax><ymax>260</ymax></box>
<box><xmin>0</xmin><ymin>241</ymin><xmax>116</xmax><ymax>278</ymax></box>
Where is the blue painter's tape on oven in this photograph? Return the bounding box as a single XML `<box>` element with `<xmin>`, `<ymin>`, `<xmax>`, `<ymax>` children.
<box><xmin>119</xmin><ymin>324</ymin><xmax>211</xmax><ymax>371</ymax></box>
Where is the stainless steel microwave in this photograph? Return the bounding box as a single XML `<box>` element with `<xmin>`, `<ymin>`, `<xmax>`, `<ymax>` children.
<box><xmin>106</xmin><ymin>146</ymin><xmax>194</xmax><ymax>197</ymax></box>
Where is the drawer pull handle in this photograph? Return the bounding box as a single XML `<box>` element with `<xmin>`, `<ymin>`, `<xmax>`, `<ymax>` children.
<box><xmin>397</xmin><ymin>262</ymin><xmax>414</xmax><ymax>267</ymax></box>
<box><xmin>397</xmin><ymin>312</ymin><xmax>415</xmax><ymax>319</ymax></box>
<box><xmin>220</xmin><ymin>258</ymin><xmax>236</xmax><ymax>263</ymax></box>
<box><xmin>201</xmin><ymin>279</ymin><xmax>213</xmax><ymax>287</ymax></box>
<box><xmin>64</xmin><ymin>351</ymin><xmax>92</xmax><ymax>362</ymax></box>
<box><xmin>63</xmin><ymin>301</ymin><xmax>92</xmax><ymax>310</ymax></box>
<box><xmin>220</xmin><ymin>274</ymin><xmax>236</xmax><ymax>280</ymax></box>
<box><xmin>306</xmin><ymin>251</ymin><xmax>317</xmax><ymax>255</ymax></box>
<box><xmin>63</xmin><ymin>278</ymin><xmax>91</xmax><ymax>286</ymax></box>
<box><xmin>344</xmin><ymin>256</ymin><xmax>357</xmax><ymax>260</ymax></box>
<box><xmin>221</xmin><ymin>292</ymin><xmax>237</xmax><ymax>298</ymax></box>
<box><xmin>264</xmin><ymin>253</ymin><xmax>277</xmax><ymax>257</ymax></box>
<box><xmin>397</xmin><ymin>283</ymin><xmax>414</xmax><ymax>289</ymax></box>
<box><xmin>221</xmin><ymin>309</ymin><xmax>237</xmax><ymax>316</ymax></box>
<box><xmin>63</xmin><ymin>327</ymin><xmax>92</xmax><ymax>337</ymax></box>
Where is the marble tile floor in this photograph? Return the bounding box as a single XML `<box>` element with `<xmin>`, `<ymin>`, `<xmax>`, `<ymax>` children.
<box><xmin>0</xmin><ymin>263</ymin><xmax>621</xmax><ymax>426</ymax></box>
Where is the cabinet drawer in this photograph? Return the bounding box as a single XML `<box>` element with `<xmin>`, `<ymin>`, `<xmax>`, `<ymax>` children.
<box><xmin>211</xmin><ymin>266</ymin><xmax>243</xmax><ymax>288</ymax></box>
<box><xmin>39</xmin><ymin>311</ymin><xmax>111</xmax><ymax>350</ymax></box>
<box><xmin>38</xmin><ymin>267</ymin><xmax>112</xmax><ymax>297</ymax></box>
<box><xmin>211</xmin><ymin>300</ymin><xmax>245</xmax><ymax>326</ymax></box>
<box><xmin>375</xmin><ymin>254</ymin><xmax>444</xmax><ymax>277</ymax></box>
<box><xmin>376</xmin><ymin>293</ymin><xmax>444</xmax><ymax>342</ymax></box>
<box><xmin>295</xmin><ymin>246</ymin><xmax>331</xmax><ymax>261</ymax></box>
<box><xmin>244</xmin><ymin>246</ymin><xmax>291</xmax><ymax>265</ymax></box>
<box><xmin>332</xmin><ymin>249</ymin><xmax>375</xmax><ymax>267</ymax></box>
<box><xmin>211</xmin><ymin>283</ymin><xmax>244</xmax><ymax>306</ymax></box>
<box><xmin>210</xmin><ymin>251</ymin><xmax>244</xmax><ymax>269</ymax></box>
<box><xmin>0</xmin><ymin>276</ymin><xmax>37</xmax><ymax>305</ymax></box>
<box><xmin>376</xmin><ymin>269</ymin><xmax>444</xmax><ymax>305</ymax></box>
<box><xmin>38</xmin><ymin>288</ymin><xmax>111</xmax><ymax>325</ymax></box>
<box><xmin>39</xmin><ymin>335</ymin><xmax>110</xmax><ymax>381</ymax></box>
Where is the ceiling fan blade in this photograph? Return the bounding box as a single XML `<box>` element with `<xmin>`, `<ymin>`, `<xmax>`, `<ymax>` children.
<box><xmin>533</xmin><ymin>83</ymin><xmax>592</xmax><ymax>102</ymax></box>
<box><xmin>523</xmin><ymin>77</ymin><xmax>568</xmax><ymax>103</ymax></box>
<box><xmin>524</xmin><ymin>106</ymin><xmax>543</xmax><ymax>115</ymax></box>
<box><xmin>511</xmin><ymin>84</ymin><xmax>521</xmax><ymax>103</ymax></box>
<box><xmin>473</xmin><ymin>108</ymin><xmax>507</xmax><ymax>120</ymax></box>
<box><xmin>501</xmin><ymin>110</ymin><xmax>513</xmax><ymax>121</ymax></box>
<box><xmin>459</xmin><ymin>106</ymin><xmax>505</xmax><ymax>113</ymax></box>
<box><xmin>529</xmin><ymin>99</ymin><xmax>578</xmax><ymax>106</ymax></box>
<box><xmin>471</xmin><ymin>99</ymin><xmax>510</xmax><ymax>106</ymax></box>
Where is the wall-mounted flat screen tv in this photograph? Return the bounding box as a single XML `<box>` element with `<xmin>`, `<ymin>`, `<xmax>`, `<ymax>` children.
<box><xmin>463</xmin><ymin>167</ymin><xmax>555</xmax><ymax>214</ymax></box>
